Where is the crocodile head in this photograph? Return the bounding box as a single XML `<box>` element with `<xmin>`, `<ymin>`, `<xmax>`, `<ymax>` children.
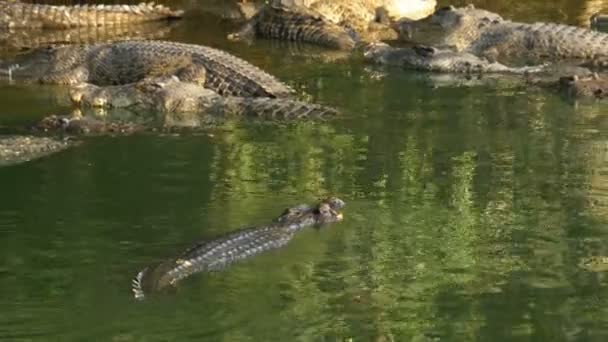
<box><xmin>278</xmin><ymin>197</ymin><xmax>345</xmax><ymax>227</ymax></box>
<box><xmin>393</xmin><ymin>4</ymin><xmax>503</xmax><ymax>50</ymax></box>
<box><xmin>1</xmin><ymin>45</ymin><xmax>87</xmax><ymax>83</ymax></box>
<box><xmin>34</xmin><ymin>114</ymin><xmax>142</xmax><ymax>135</ymax></box>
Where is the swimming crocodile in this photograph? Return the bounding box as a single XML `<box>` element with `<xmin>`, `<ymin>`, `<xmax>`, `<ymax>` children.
<box><xmin>532</xmin><ymin>73</ymin><xmax>608</xmax><ymax>100</ymax></box>
<box><xmin>364</xmin><ymin>42</ymin><xmax>546</xmax><ymax>74</ymax></box>
<box><xmin>0</xmin><ymin>1</ymin><xmax>183</xmax><ymax>29</ymax></box>
<box><xmin>2</xmin><ymin>40</ymin><xmax>293</xmax><ymax>98</ymax></box>
<box><xmin>394</xmin><ymin>5</ymin><xmax>608</xmax><ymax>67</ymax></box>
<box><xmin>229</xmin><ymin>0</ymin><xmax>436</xmax><ymax>50</ymax></box>
<box><xmin>131</xmin><ymin>197</ymin><xmax>346</xmax><ymax>300</ymax></box>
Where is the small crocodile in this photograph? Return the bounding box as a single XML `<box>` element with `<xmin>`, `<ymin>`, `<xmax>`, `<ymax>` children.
<box><xmin>394</xmin><ymin>5</ymin><xmax>608</xmax><ymax>67</ymax></box>
<box><xmin>364</xmin><ymin>42</ymin><xmax>546</xmax><ymax>74</ymax></box>
<box><xmin>0</xmin><ymin>1</ymin><xmax>183</xmax><ymax>29</ymax></box>
<box><xmin>2</xmin><ymin>40</ymin><xmax>293</xmax><ymax>98</ymax></box>
<box><xmin>132</xmin><ymin>197</ymin><xmax>346</xmax><ymax>300</ymax></box>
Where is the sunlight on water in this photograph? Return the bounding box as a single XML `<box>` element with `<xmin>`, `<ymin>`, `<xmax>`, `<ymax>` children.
<box><xmin>0</xmin><ymin>0</ymin><xmax>608</xmax><ymax>341</ymax></box>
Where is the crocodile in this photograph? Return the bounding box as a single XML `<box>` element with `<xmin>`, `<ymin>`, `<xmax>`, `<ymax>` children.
<box><xmin>229</xmin><ymin>0</ymin><xmax>436</xmax><ymax>50</ymax></box>
<box><xmin>28</xmin><ymin>76</ymin><xmax>338</xmax><ymax>135</ymax></box>
<box><xmin>0</xmin><ymin>135</ymin><xmax>73</xmax><ymax>167</ymax></box>
<box><xmin>131</xmin><ymin>197</ymin><xmax>346</xmax><ymax>300</ymax></box>
<box><xmin>532</xmin><ymin>73</ymin><xmax>608</xmax><ymax>100</ymax></box>
<box><xmin>0</xmin><ymin>1</ymin><xmax>183</xmax><ymax>29</ymax></box>
<box><xmin>0</xmin><ymin>21</ymin><xmax>177</xmax><ymax>52</ymax></box>
<box><xmin>1</xmin><ymin>40</ymin><xmax>293</xmax><ymax>98</ymax></box>
<box><xmin>393</xmin><ymin>5</ymin><xmax>608</xmax><ymax>67</ymax></box>
<box><xmin>364</xmin><ymin>42</ymin><xmax>546</xmax><ymax>74</ymax></box>
<box><xmin>228</xmin><ymin>3</ymin><xmax>359</xmax><ymax>50</ymax></box>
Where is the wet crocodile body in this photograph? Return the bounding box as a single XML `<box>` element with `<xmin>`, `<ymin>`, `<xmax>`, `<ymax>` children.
<box><xmin>68</xmin><ymin>76</ymin><xmax>337</xmax><ymax>121</ymax></box>
<box><xmin>0</xmin><ymin>135</ymin><xmax>73</xmax><ymax>167</ymax></box>
<box><xmin>394</xmin><ymin>5</ymin><xmax>608</xmax><ymax>67</ymax></box>
<box><xmin>131</xmin><ymin>197</ymin><xmax>346</xmax><ymax>300</ymax></box>
<box><xmin>3</xmin><ymin>40</ymin><xmax>293</xmax><ymax>98</ymax></box>
<box><xmin>0</xmin><ymin>1</ymin><xmax>183</xmax><ymax>29</ymax></box>
<box><xmin>364</xmin><ymin>42</ymin><xmax>546</xmax><ymax>74</ymax></box>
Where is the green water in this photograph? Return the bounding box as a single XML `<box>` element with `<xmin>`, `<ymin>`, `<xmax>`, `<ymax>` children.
<box><xmin>1</xmin><ymin>1</ymin><xmax>608</xmax><ymax>341</ymax></box>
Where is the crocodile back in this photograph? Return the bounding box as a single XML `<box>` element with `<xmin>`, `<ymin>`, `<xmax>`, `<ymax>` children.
<box><xmin>468</xmin><ymin>22</ymin><xmax>608</xmax><ymax>63</ymax></box>
<box><xmin>49</xmin><ymin>41</ymin><xmax>292</xmax><ymax>97</ymax></box>
<box><xmin>252</xmin><ymin>5</ymin><xmax>357</xmax><ymax>50</ymax></box>
<box><xmin>0</xmin><ymin>1</ymin><xmax>183</xmax><ymax>29</ymax></box>
<box><xmin>138</xmin><ymin>225</ymin><xmax>295</xmax><ymax>296</ymax></box>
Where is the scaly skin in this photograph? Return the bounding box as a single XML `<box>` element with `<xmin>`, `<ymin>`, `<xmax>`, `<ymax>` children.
<box><xmin>3</xmin><ymin>40</ymin><xmax>293</xmax><ymax>98</ymax></box>
<box><xmin>32</xmin><ymin>76</ymin><xmax>338</xmax><ymax>135</ymax></box>
<box><xmin>364</xmin><ymin>42</ymin><xmax>546</xmax><ymax>74</ymax></box>
<box><xmin>0</xmin><ymin>21</ymin><xmax>176</xmax><ymax>52</ymax></box>
<box><xmin>0</xmin><ymin>135</ymin><xmax>73</xmax><ymax>167</ymax></box>
<box><xmin>394</xmin><ymin>5</ymin><xmax>608</xmax><ymax>66</ymax></box>
<box><xmin>229</xmin><ymin>4</ymin><xmax>358</xmax><ymax>50</ymax></box>
<box><xmin>131</xmin><ymin>197</ymin><xmax>346</xmax><ymax>300</ymax></box>
<box><xmin>0</xmin><ymin>1</ymin><xmax>183</xmax><ymax>29</ymax></box>
<box><xmin>230</xmin><ymin>0</ymin><xmax>436</xmax><ymax>50</ymax></box>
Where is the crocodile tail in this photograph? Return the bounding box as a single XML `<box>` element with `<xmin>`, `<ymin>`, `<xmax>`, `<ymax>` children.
<box><xmin>225</xmin><ymin>97</ymin><xmax>340</xmax><ymax>120</ymax></box>
<box><xmin>0</xmin><ymin>1</ymin><xmax>184</xmax><ymax>29</ymax></box>
<box><xmin>132</xmin><ymin>267</ymin><xmax>149</xmax><ymax>301</ymax></box>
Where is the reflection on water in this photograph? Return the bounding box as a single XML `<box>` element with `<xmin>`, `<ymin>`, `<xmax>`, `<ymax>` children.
<box><xmin>1</xmin><ymin>0</ymin><xmax>608</xmax><ymax>341</ymax></box>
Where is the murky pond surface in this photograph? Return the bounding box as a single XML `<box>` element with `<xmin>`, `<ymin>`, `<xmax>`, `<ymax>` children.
<box><xmin>1</xmin><ymin>1</ymin><xmax>608</xmax><ymax>341</ymax></box>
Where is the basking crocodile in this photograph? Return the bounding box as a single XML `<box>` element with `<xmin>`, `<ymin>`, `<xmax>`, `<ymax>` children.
<box><xmin>228</xmin><ymin>3</ymin><xmax>359</xmax><ymax>50</ymax></box>
<box><xmin>68</xmin><ymin>76</ymin><xmax>336</xmax><ymax>121</ymax></box>
<box><xmin>394</xmin><ymin>5</ymin><xmax>608</xmax><ymax>67</ymax></box>
<box><xmin>132</xmin><ymin>197</ymin><xmax>346</xmax><ymax>300</ymax></box>
<box><xmin>0</xmin><ymin>135</ymin><xmax>73</xmax><ymax>167</ymax></box>
<box><xmin>364</xmin><ymin>42</ymin><xmax>546</xmax><ymax>74</ymax></box>
<box><xmin>229</xmin><ymin>0</ymin><xmax>436</xmax><ymax>50</ymax></box>
<box><xmin>0</xmin><ymin>1</ymin><xmax>183</xmax><ymax>29</ymax></box>
<box><xmin>0</xmin><ymin>21</ymin><xmax>177</xmax><ymax>52</ymax></box>
<box><xmin>2</xmin><ymin>40</ymin><xmax>293</xmax><ymax>98</ymax></box>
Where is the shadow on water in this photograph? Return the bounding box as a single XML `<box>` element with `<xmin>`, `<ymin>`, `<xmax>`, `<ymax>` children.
<box><xmin>0</xmin><ymin>0</ymin><xmax>608</xmax><ymax>341</ymax></box>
